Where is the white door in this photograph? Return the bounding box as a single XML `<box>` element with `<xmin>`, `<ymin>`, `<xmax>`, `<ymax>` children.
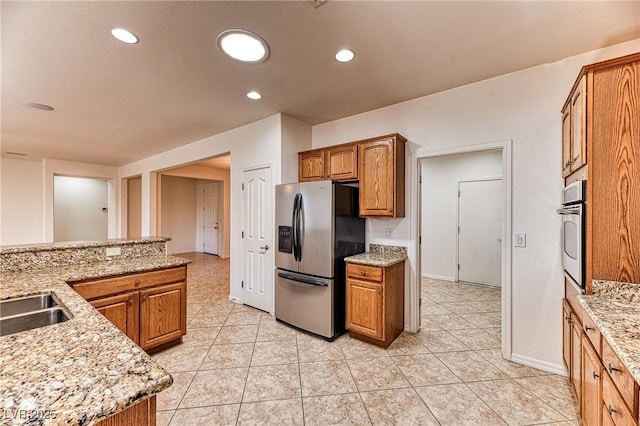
<box><xmin>203</xmin><ymin>182</ymin><xmax>218</xmax><ymax>255</ymax></box>
<box><xmin>242</xmin><ymin>166</ymin><xmax>273</xmax><ymax>313</ymax></box>
<box><xmin>458</xmin><ymin>178</ymin><xmax>502</xmax><ymax>287</ymax></box>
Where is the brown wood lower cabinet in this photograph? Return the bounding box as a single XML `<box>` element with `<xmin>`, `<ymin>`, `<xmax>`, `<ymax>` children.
<box><xmin>71</xmin><ymin>266</ymin><xmax>187</xmax><ymax>351</ymax></box>
<box><xmin>346</xmin><ymin>261</ymin><xmax>404</xmax><ymax>348</ymax></box>
<box><xmin>563</xmin><ymin>295</ymin><xmax>640</xmax><ymax>426</ymax></box>
<box><xmin>583</xmin><ymin>336</ymin><xmax>603</xmax><ymax>426</ymax></box>
<box><xmin>139</xmin><ymin>282</ymin><xmax>186</xmax><ymax>349</ymax></box>
<box><xmin>96</xmin><ymin>396</ymin><xmax>155</xmax><ymax>426</ymax></box>
<box><xmin>90</xmin><ymin>292</ymin><xmax>139</xmax><ymax>343</ymax></box>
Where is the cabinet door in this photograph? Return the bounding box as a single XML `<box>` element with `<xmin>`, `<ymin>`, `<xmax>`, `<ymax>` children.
<box><xmin>570</xmin><ymin>75</ymin><xmax>587</xmax><ymax>173</ymax></box>
<box><xmin>582</xmin><ymin>337</ymin><xmax>603</xmax><ymax>426</ymax></box>
<box><xmin>562</xmin><ymin>107</ymin><xmax>572</xmax><ymax>177</ymax></box>
<box><xmin>562</xmin><ymin>300</ymin><xmax>572</xmax><ymax>371</ymax></box>
<box><xmin>358</xmin><ymin>138</ymin><xmax>395</xmax><ymax>217</ymax></box>
<box><xmin>299</xmin><ymin>149</ymin><xmax>325</xmax><ymax>182</ymax></box>
<box><xmin>90</xmin><ymin>292</ymin><xmax>139</xmax><ymax>344</ymax></box>
<box><xmin>326</xmin><ymin>144</ymin><xmax>358</xmax><ymax>181</ymax></box>
<box><xmin>139</xmin><ymin>282</ymin><xmax>186</xmax><ymax>350</ymax></box>
<box><xmin>346</xmin><ymin>278</ymin><xmax>383</xmax><ymax>340</ymax></box>
<box><xmin>571</xmin><ymin>313</ymin><xmax>583</xmax><ymax>409</ymax></box>
<box><xmin>602</xmin><ymin>372</ymin><xmax>636</xmax><ymax>426</ymax></box>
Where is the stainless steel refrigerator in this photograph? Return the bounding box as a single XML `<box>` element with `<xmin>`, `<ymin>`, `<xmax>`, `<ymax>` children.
<box><xmin>275</xmin><ymin>180</ymin><xmax>365</xmax><ymax>340</ymax></box>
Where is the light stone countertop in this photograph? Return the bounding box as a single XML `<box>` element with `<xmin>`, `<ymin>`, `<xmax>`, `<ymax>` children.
<box><xmin>0</xmin><ymin>255</ymin><xmax>189</xmax><ymax>426</ymax></box>
<box><xmin>579</xmin><ymin>280</ymin><xmax>640</xmax><ymax>384</ymax></box>
<box><xmin>344</xmin><ymin>244</ymin><xmax>407</xmax><ymax>267</ymax></box>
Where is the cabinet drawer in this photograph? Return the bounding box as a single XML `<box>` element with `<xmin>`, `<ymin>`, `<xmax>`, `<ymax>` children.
<box><xmin>603</xmin><ymin>372</ymin><xmax>637</xmax><ymax>426</ymax></box>
<box><xmin>347</xmin><ymin>263</ymin><xmax>382</xmax><ymax>282</ymax></box>
<box><xmin>603</xmin><ymin>338</ymin><xmax>639</xmax><ymax>414</ymax></box>
<box><xmin>72</xmin><ymin>267</ymin><xmax>186</xmax><ymax>300</ymax></box>
<box><xmin>583</xmin><ymin>314</ymin><xmax>602</xmax><ymax>357</ymax></box>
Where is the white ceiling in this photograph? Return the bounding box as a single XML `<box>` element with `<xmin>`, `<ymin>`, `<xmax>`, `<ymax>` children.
<box><xmin>2</xmin><ymin>1</ymin><xmax>639</xmax><ymax>166</ymax></box>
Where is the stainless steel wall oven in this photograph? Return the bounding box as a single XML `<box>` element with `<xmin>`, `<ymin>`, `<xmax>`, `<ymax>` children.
<box><xmin>557</xmin><ymin>180</ymin><xmax>586</xmax><ymax>290</ymax></box>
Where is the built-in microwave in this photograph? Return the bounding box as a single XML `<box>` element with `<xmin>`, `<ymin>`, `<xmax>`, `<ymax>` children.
<box><xmin>557</xmin><ymin>180</ymin><xmax>586</xmax><ymax>290</ymax></box>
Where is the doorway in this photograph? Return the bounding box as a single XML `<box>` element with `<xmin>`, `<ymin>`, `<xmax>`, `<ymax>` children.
<box><xmin>417</xmin><ymin>142</ymin><xmax>511</xmax><ymax>359</ymax></box>
<box><xmin>53</xmin><ymin>175</ymin><xmax>108</xmax><ymax>242</ymax></box>
<box><xmin>127</xmin><ymin>176</ymin><xmax>142</xmax><ymax>238</ymax></box>
<box><xmin>203</xmin><ymin>182</ymin><xmax>219</xmax><ymax>255</ymax></box>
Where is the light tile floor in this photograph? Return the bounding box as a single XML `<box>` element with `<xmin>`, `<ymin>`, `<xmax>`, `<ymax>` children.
<box><xmin>154</xmin><ymin>253</ymin><xmax>579</xmax><ymax>425</ymax></box>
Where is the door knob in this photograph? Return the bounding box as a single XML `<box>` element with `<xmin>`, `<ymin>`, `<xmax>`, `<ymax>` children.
<box><xmin>260</xmin><ymin>245</ymin><xmax>269</xmax><ymax>250</ymax></box>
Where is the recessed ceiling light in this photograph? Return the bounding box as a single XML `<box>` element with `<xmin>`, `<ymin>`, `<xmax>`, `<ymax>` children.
<box><xmin>335</xmin><ymin>49</ymin><xmax>356</xmax><ymax>63</ymax></box>
<box><xmin>217</xmin><ymin>29</ymin><xmax>269</xmax><ymax>63</ymax></box>
<box><xmin>26</xmin><ymin>102</ymin><xmax>55</xmax><ymax>111</ymax></box>
<box><xmin>111</xmin><ymin>28</ymin><xmax>139</xmax><ymax>44</ymax></box>
<box><xmin>246</xmin><ymin>91</ymin><xmax>262</xmax><ymax>100</ymax></box>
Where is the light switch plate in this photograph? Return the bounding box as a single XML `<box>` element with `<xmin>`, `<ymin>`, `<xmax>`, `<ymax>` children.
<box><xmin>514</xmin><ymin>233</ymin><xmax>526</xmax><ymax>248</ymax></box>
<box><xmin>106</xmin><ymin>247</ymin><xmax>122</xmax><ymax>257</ymax></box>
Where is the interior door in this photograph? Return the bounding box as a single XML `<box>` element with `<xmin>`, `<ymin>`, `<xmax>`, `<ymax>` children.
<box><xmin>203</xmin><ymin>182</ymin><xmax>218</xmax><ymax>255</ymax></box>
<box><xmin>242</xmin><ymin>166</ymin><xmax>273</xmax><ymax>313</ymax></box>
<box><xmin>457</xmin><ymin>178</ymin><xmax>502</xmax><ymax>287</ymax></box>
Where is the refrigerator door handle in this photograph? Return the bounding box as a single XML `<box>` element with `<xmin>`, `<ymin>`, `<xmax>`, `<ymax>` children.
<box><xmin>292</xmin><ymin>193</ymin><xmax>300</xmax><ymax>261</ymax></box>
<box><xmin>297</xmin><ymin>194</ymin><xmax>304</xmax><ymax>261</ymax></box>
<box><xmin>278</xmin><ymin>271</ymin><xmax>329</xmax><ymax>287</ymax></box>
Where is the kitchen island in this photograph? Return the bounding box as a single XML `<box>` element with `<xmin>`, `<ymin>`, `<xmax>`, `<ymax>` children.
<box><xmin>0</xmin><ymin>238</ymin><xmax>188</xmax><ymax>425</ymax></box>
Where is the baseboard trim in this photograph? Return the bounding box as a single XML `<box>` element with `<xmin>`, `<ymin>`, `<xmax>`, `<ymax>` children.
<box><xmin>510</xmin><ymin>353</ymin><xmax>568</xmax><ymax>376</ymax></box>
<box><xmin>422</xmin><ymin>273</ymin><xmax>455</xmax><ymax>282</ymax></box>
<box><xmin>229</xmin><ymin>295</ymin><xmax>241</xmax><ymax>304</ymax></box>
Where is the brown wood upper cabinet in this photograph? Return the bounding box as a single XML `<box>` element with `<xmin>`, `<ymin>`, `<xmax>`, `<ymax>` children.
<box><xmin>325</xmin><ymin>143</ymin><xmax>358</xmax><ymax>180</ymax></box>
<box><xmin>358</xmin><ymin>134</ymin><xmax>406</xmax><ymax>217</ymax></box>
<box><xmin>299</xmin><ymin>149</ymin><xmax>325</xmax><ymax>182</ymax></box>
<box><xmin>297</xmin><ymin>133</ymin><xmax>406</xmax><ymax>217</ymax></box>
<box><xmin>562</xmin><ymin>75</ymin><xmax>587</xmax><ymax>177</ymax></box>
<box><xmin>562</xmin><ymin>52</ymin><xmax>640</xmax><ymax>285</ymax></box>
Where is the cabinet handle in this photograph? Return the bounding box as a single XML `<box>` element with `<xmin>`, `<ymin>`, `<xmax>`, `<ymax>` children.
<box><xmin>360</xmin><ymin>271</ymin><xmax>366</xmax><ymax>276</ymax></box>
<box><xmin>135</xmin><ymin>279</ymin><xmax>141</xmax><ymax>287</ymax></box>
<box><xmin>388</xmin><ymin>208</ymin><xmax>393</xmax><ymax>213</ymax></box>
<box><xmin>584</xmin><ymin>325</ymin><xmax>594</xmax><ymax>332</ymax></box>
<box><xmin>128</xmin><ymin>298</ymin><xmax>134</xmax><ymax>305</ymax></box>
<box><xmin>141</xmin><ymin>295</ymin><xmax>148</xmax><ymax>302</ymax></box>
<box><xmin>593</xmin><ymin>371</ymin><xmax>600</xmax><ymax>380</ymax></box>
<box><xmin>376</xmin><ymin>287</ymin><xmax>381</xmax><ymax>295</ymax></box>
<box><xmin>608</xmin><ymin>363</ymin><xmax>621</xmax><ymax>373</ymax></box>
<box><xmin>565</xmin><ymin>315</ymin><xmax>572</xmax><ymax>323</ymax></box>
<box><xmin>607</xmin><ymin>405</ymin><xmax>620</xmax><ymax>415</ymax></box>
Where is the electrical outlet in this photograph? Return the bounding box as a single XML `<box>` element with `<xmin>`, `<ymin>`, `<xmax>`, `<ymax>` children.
<box><xmin>514</xmin><ymin>233</ymin><xmax>526</xmax><ymax>248</ymax></box>
<box><xmin>386</xmin><ymin>228</ymin><xmax>393</xmax><ymax>239</ymax></box>
<box><xmin>105</xmin><ymin>247</ymin><xmax>122</xmax><ymax>257</ymax></box>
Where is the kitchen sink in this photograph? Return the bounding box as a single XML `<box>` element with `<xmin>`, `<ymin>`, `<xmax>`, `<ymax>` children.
<box><xmin>0</xmin><ymin>293</ymin><xmax>72</xmax><ymax>337</ymax></box>
<box><xmin>0</xmin><ymin>293</ymin><xmax>59</xmax><ymax>318</ymax></box>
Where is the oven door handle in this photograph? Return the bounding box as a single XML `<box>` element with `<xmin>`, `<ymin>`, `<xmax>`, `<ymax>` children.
<box><xmin>556</xmin><ymin>207</ymin><xmax>581</xmax><ymax>215</ymax></box>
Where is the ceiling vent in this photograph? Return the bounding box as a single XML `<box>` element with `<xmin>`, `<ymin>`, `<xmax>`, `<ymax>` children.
<box><xmin>309</xmin><ymin>0</ymin><xmax>326</xmax><ymax>7</ymax></box>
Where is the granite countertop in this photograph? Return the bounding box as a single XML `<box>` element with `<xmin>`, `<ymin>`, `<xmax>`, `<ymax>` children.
<box><xmin>579</xmin><ymin>280</ymin><xmax>640</xmax><ymax>384</ymax></box>
<box><xmin>345</xmin><ymin>244</ymin><xmax>407</xmax><ymax>267</ymax></box>
<box><xmin>0</xmin><ymin>237</ymin><xmax>170</xmax><ymax>254</ymax></box>
<box><xmin>0</xmin><ymin>255</ymin><xmax>189</xmax><ymax>425</ymax></box>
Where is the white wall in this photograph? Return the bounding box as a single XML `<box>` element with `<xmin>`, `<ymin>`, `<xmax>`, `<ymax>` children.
<box><xmin>118</xmin><ymin>113</ymin><xmax>284</xmax><ymax>303</ymax></box>
<box><xmin>53</xmin><ymin>176</ymin><xmax>108</xmax><ymax>242</ymax></box>
<box><xmin>312</xmin><ymin>39</ymin><xmax>640</xmax><ymax>373</ymax></box>
<box><xmin>160</xmin><ymin>175</ymin><xmax>197</xmax><ymax>254</ymax></box>
<box><xmin>0</xmin><ymin>157</ymin><xmax>44</xmax><ymax>245</ymax></box>
<box><xmin>0</xmin><ymin>157</ymin><xmax>118</xmax><ymax>245</ymax></box>
<box><xmin>421</xmin><ymin>151</ymin><xmax>502</xmax><ymax>280</ymax></box>
<box><xmin>281</xmin><ymin>115</ymin><xmax>312</xmax><ymax>184</ymax></box>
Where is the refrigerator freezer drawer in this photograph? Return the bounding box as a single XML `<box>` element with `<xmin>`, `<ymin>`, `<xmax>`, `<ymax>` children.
<box><xmin>275</xmin><ymin>270</ymin><xmax>334</xmax><ymax>339</ymax></box>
